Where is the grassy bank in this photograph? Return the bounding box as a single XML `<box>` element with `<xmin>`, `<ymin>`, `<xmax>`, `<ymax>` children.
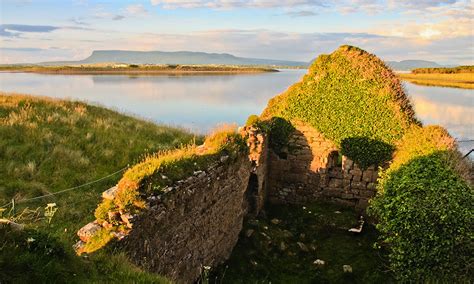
<box><xmin>0</xmin><ymin>64</ymin><xmax>278</xmax><ymax>75</ymax></box>
<box><xmin>398</xmin><ymin>72</ymin><xmax>474</xmax><ymax>89</ymax></box>
<box><xmin>0</xmin><ymin>93</ymin><xmax>197</xmax><ymax>282</ymax></box>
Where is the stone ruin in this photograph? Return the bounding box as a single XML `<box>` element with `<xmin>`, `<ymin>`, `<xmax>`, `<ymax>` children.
<box><xmin>76</xmin><ymin>45</ymin><xmax>407</xmax><ymax>283</ymax></box>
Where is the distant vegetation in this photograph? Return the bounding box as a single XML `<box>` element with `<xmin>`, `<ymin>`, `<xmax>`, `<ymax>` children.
<box><xmin>399</xmin><ymin>65</ymin><xmax>474</xmax><ymax>89</ymax></box>
<box><xmin>412</xmin><ymin>65</ymin><xmax>474</xmax><ymax>74</ymax></box>
<box><xmin>0</xmin><ymin>93</ymin><xmax>195</xmax><ymax>282</ymax></box>
<box><xmin>0</xmin><ymin>64</ymin><xmax>278</xmax><ymax>75</ymax></box>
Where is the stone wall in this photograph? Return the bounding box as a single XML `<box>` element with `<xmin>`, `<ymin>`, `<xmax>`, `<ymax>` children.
<box><xmin>117</xmin><ymin>128</ymin><xmax>267</xmax><ymax>283</ymax></box>
<box><xmin>267</xmin><ymin>120</ymin><xmax>378</xmax><ymax>211</ymax></box>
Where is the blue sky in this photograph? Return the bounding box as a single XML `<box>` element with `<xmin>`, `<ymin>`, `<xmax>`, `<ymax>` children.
<box><xmin>0</xmin><ymin>0</ymin><xmax>472</xmax><ymax>64</ymax></box>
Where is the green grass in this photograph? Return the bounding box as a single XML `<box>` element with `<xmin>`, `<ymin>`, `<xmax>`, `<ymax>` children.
<box><xmin>0</xmin><ymin>92</ymin><xmax>196</xmax><ymax>282</ymax></box>
<box><xmin>210</xmin><ymin>201</ymin><xmax>392</xmax><ymax>283</ymax></box>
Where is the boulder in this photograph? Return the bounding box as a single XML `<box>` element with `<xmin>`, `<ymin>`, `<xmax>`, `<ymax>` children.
<box><xmin>77</xmin><ymin>222</ymin><xmax>101</xmax><ymax>242</ymax></box>
<box><xmin>102</xmin><ymin>186</ymin><xmax>118</xmax><ymax>200</ymax></box>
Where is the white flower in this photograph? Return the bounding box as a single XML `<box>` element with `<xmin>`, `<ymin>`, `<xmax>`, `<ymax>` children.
<box><xmin>27</xmin><ymin>237</ymin><xmax>35</xmax><ymax>243</ymax></box>
<box><xmin>203</xmin><ymin>266</ymin><xmax>211</xmax><ymax>270</ymax></box>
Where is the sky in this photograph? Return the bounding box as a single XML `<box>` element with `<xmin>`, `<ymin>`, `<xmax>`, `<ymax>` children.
<box><xmin>0</xmin><ymin>0</ymin><xmax>472</xmax><ymax>65</ymax></box>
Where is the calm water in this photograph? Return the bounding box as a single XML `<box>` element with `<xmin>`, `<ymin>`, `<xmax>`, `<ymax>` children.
<box><xmin>1</xmin><ymin>70</ymin><xmax>472</xmax><ymax>155</ymax></box>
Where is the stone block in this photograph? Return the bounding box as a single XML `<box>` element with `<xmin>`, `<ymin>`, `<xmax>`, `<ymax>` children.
<box><xmin>362</xmin><ymin>170</ymin><xmax>373</xmax><ymax>182</ymax></box>
<box><xmin>352</xmin><ymin>181</ymin><xmax>366</xmax><ymax>190</ymax></box>
<box><xmin>352</xmin><ymin>174</ymin><xmax>361</xmax><ymax>182</ymax></box>
<box><xmin>367</xmin><ymin>182</ymin><xmax>376</xmax><ymax>190</ymax></box>
<box><xmin>328</xmin><ymin>178</ymin><xmax>343</xmax><ymax>188</ymax></box>
<box><xmin>77</xmin><ymin>222</ymin><xmax>101</xmax><ymax>242</ymax></box>
<box><xmin>341</xmin><ymin>193</ymin><xmax>354</xmax><ymax>199</ymax></box>
<box><xmin>360</xmin><ymin>190</ymin><xmax>375</xmax><ymax>198</ymax></box>
<box><xmin>349</xmin><ymin>169</ymin><xmax>362</xmax><ymax>176</ymax></box>
<box><xmin>102</xmin><ymin>186</ymin><xmax>118</xmax><ymax>200</ymax></box>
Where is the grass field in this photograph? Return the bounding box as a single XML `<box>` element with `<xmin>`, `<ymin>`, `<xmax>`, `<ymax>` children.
<box><xmin>398</xmin><ymin>72</ymin><xmax>474</xmax><ymax>89</ymax></box>
<box><xmin>0</xmin><ymin>93</ymin><xmax>198</xmax><ymax>282</ymax></box>
<box><xmin>0</xmin><ymin>64</ymin><xmax>278</xmax><ymax>75</ymax></box>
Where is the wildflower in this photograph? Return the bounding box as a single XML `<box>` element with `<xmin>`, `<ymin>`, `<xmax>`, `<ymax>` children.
<box><xmin>26</xmin><ymin>237</ymin><xmax>35</xmax><ymax>243</ymax></box>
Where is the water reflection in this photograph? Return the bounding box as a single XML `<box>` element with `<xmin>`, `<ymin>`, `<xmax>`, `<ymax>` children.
<box><xmin>0</xmin><ymin>71</ymin><xmax>472</xmax><ymax>155</ymax></box>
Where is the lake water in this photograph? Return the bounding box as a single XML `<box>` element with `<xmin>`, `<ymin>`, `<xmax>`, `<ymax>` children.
<box><xmin>1</xmin><ymin>70</ymin><xmax>472</xmax><ymax>156</ymax></box>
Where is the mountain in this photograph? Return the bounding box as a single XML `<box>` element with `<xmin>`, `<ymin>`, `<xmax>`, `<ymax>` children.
<box><xmin>386</xmin><ymin>60</ymin><xmax>443</xmax><ymax>71</ymax></box>
<box><xmin>40</xmin><ymin>50</ymin><xmax>308</xmax><ymax>67</ymax></box>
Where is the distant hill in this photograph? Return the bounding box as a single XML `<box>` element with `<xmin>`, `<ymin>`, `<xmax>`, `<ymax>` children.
<box><xmin>386</xmin><ymin>60</ymin><xmax>443</xmax><ymax>71</ymax></box>
<box><xmin>40</xmin><ymin>50</ymin><xmax>308</xmax><ymax>67</ymax></box>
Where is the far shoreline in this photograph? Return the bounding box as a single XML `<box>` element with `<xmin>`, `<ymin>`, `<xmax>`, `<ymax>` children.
<box><xmin>0</xmin><ymin>64</ymin><xmax>281</xmax><ymax>76</ymax></box>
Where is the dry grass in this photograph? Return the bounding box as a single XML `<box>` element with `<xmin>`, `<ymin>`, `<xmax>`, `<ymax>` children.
<box><xmin>399</xmin><ymin>73</ymin><xmax>474</xmax><ymax>89</ymax></box>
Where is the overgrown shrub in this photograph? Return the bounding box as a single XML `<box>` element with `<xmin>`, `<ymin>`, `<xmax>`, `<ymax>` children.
<box><xmin>266</xmin><ymin>117</ymin><xmax>295</xmax><ymax>156</ymax></box>
<box><xmin>369</xmin><ymin>126</ymin><xmax>473</xmax><ymax>281</ymax></box>
<box><xmin>341</xmin><ymin>137</ymin><xmax>394</xmax><ymax>169</ymax></box>
<box><xmin>262</xmin><ymin>45</ymin><xmax>419</xmax><ymax>167</ymax></box>
<box><xmin>245</xmin><ymin>114</ymin><xmax>260</xmax><ymax>126</ymax></box>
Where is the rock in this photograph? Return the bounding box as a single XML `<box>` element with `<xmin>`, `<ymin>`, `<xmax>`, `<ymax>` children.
<box><xmin>245</xmin><ymin>229</ymin><xmax>254</xmax><ymax>237</ymax></box>
<box><xmin>220</xmin><ymin>155</ymin><xmax>229</xmax><ymax>163</ymax></box>
<box><xmin>348</xmin><ymin>216</ymin><xmax>364</xmax><ymax>234</ymax></box>
<box><xmin>111</xmin><ymin>231</ymin><xmax>127</xmax><ymax>240</ymax></box>
<box><xmin>121</xmin><ymin>213</ymin><xmax>134</xmax><ymax>228</ymax></box>
<box><xmin>260</xmin><ymin>232</ymin><xmax>271</xmax><ymax>240</ymax></box>
<box><xmin>73</xmin><ymin>240</ymin><xmax>85</xmax><ymax>255</ymax></box>
<box><xmin>248</xmin><ymin>219</ymin><xmax>259</xmax><ymax>226</ymax></box>
<box><xmin>343</xmin><ymin>265</ymin><xmax>353</xmax><ymax>273</ymax></box>
<box><xmin>279</xmin><ymin>241</ymin><xmax>287</xmax><ymax>251</ymax></box>
<box><xmin>102</xmin><ymin>221</ymin><xmax>113</xmax><ymax>229</ymax></box>
<box><xmin>108</xmin><ymin>211</ymin><xmax>121</xmax><ymax>222</ymax></box>
<box><xmin>297</xmin><ymin>242</ymin><xmax>309</xmax><ymax>252</ymax></box>
<box><xmin>313</xmin><ymin>259</ymin><xmax>325</xmax><ymax>266</ymax></box>
<box><xmin>334</xmin><ymin>210</ymin><xmax>342</xmax><ymax>214</ymax></box>
<box><xmin>270</xmin><ymin>218</ymin><xmax>281</xmax><ymax>225</ymax></box>
<box><xmin>77</xmin><ymin>222</ymin><xmax>101</xmax><ymax>242</ymax></box>
<box><xmin>102</xmin><ymin>186</ymin><xmax>118</xmax><ymax>200</ymax></box>
<box><xmin>282</xmin><ymin>230</ymin><xmax>293</xmax><ymax>238</ymax></box>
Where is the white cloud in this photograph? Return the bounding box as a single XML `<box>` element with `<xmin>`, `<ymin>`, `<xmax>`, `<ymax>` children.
<box><xmin>150</xmin><ymin>0</ymin><xmax>327</xmax><ymax>9</ymax></box>
<box><xmin>125</xmin><ymin>4</ymin><xmax>149</xmax><ymax>16</ymax></box>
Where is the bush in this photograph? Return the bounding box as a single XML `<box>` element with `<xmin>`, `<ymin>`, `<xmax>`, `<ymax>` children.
<box><xmin>266</xmin><ymin>117</ymin><xmax>295</xmax><ymax>156</ymax></box>
<box><xmin>245</xmin><ymin>114</ymin><xmax>260</xmax><ymax>126</ymax></box>
<box><xmin>262</xmin><ymin>45</ymin><xmax>418</xmax><ymax>167</ymax></box>
<box><xmin>341</xmin><ymin>137</ymin><xmax>394</xmax><ymax>169</ymax></box>
<box><xmin>369</xmin><ymin>126</ymin><xmax>473</xmax><ymax>281</ymax></box>
<box><xmin>368</xmin><ymin>152</ymin><xmax>473</xmax><ymax>282</ymax></box>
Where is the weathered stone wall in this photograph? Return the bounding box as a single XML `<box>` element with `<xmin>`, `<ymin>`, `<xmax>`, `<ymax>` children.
<box><xmin>267</xmin><ymin>120</ymin><xmax>378</xmax><ymax>211</ymax></box>
<box><xmin>121</xmin><ymin>156</ymin><xmax>250</xmax><ymax>283</ymax></box>
<box><xmin>117</xmin><ymin>129</ymin><xmax>267</xmax><ymax>283</ymax></box>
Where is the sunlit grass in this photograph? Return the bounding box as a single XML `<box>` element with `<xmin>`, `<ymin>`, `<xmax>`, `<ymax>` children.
<box><xmin>398</xmin><ymin>73</ymin><xmax>474</xmax><ymax>89</ymax></box>
<box><xmin>0</xmin><ymin>92</ymin><xmax>197</xmax><ymax>282</ymax></box>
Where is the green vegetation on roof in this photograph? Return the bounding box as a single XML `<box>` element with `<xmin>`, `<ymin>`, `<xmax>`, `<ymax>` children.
<box><xmin>262</xmin><ymin>45</ymin><xmax>419</xmax><ymax>167</ymax></box>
